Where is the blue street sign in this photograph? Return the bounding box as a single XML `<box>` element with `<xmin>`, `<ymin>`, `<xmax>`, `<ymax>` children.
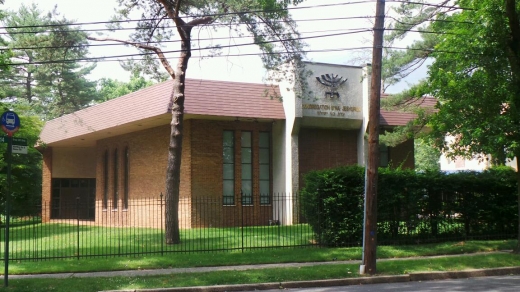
<box><xmin>1</xmin><ymin>111</ymin><xmax>20</xmax><ymax>136</ymax></box>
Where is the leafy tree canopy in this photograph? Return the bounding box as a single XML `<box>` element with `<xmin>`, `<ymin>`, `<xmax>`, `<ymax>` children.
<box><xmin>105</xmin><ymin>0</ymin><xmax>306</xmax><ymax>83</ymax></box>
<box><xmin>0</xmin><ymin>101</ymin><xmax>44</xmax><ymax>216</ymax></box>
<box><xmin>97</xmin><ymin>74</ymin><xmax>155</xmax><ymax>102</ymax></box>
<box><xmin>382</xmin><ymin>0</ymin><xmax>520</xmax><ymax>252</ymax></box>
<box><xmin>1</xmin><ymin>4</ymin><xmax>99</xmax><ymax>119</ymax></box>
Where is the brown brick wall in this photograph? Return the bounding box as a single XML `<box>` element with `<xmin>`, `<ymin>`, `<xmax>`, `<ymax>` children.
<box><xmin>94</xmin><ymin>124</ymin><xmax>189</xmax><ymax>228</ymax></box>
<box><xmin>298</xmin><ymin>128</ymin><xmax>359</xmax><ymax>186</ymax></box>
<box><xmin>52</xmin><ymin>148</ymin><xmax>96</xmax><ymax>178</ymax></box>
<box><xmin>88</xmin><ymin>119</ymin><xmax>273</xmax><ymax>228</ymax></box>
<box><xmin>389</xmin><ymin>139</ymin><xmax>415</xmax><ymax>169</ymax></box>
<box><xmin>189</xmin><ymin>119</ymin><xmax>273</xmax><ymax>227</ymax></box>
<box><xmin>41</xmin><ymin>147</ymin><xmax>52</xmax><ymax>222</ymax></box>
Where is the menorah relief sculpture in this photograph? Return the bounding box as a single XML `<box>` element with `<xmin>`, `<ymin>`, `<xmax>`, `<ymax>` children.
<box><xmin>316</xmin><ymin>74</ymin><xmax>347</xmax><ymax>98</ymax></box>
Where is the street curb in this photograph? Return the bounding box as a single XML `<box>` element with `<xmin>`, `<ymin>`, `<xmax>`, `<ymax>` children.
<box><xmin>100</xmin><ymin>266</ymin><xmax>520</xmax><ymax>292</ymax></box>
<box><xmin>409</xmin><ymin>266</ymin><xmax>520</xmax><ymax>281</ymax></box>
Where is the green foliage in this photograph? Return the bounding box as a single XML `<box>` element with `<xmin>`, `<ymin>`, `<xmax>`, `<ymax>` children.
<box><xmin>300</xmin><ymin>166</ymin><xmax>364</xmax><ymax>247</ymax></box>
<box><xmin>0</xmin><ymin>49</ymin><xmax>12</xmax><ymax>73</ymax></box>
<box><xmin>381</xmin><ymin>0</ymin><xmax>520</xmax><ymax>252</ymax></box>
<box><xmin>382</xmin><ymin>0</ymin><xmax>520</xmax><ymax>163</ymax></box>
<box><xmin>301</xmin><ymin>166</ymin><xmax>518</xmax><ymax>247</ymax></box>
<box><xmin>110</xmin><ymin>0</ymin><xmax>306</xmax><ymax>84</ymax></box>
<box><xmin>97</xmin><ymin>74</ymin><xmax>155</xmax><ymax>102</ymax></box>
<box><xmin>0</xmin><ymin>102</ymin><xmax>43</xmax><ymax>216</ymax></box>
<box><xmin>425</xmin><ymin>1</ymin><xmax>520</xmax><ymax>164</ymax></box>
<box><xmin>414</xmin><ymin>137</ymin><xmax>440</xmax><ymax>171</ymax></box>
<box><xmin>1</xmin><ymin>4</ymin><xmax>99</xmax><ymax>119</ymax></box>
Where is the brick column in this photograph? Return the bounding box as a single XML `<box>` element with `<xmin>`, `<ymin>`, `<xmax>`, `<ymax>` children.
<box><xmin>41</xmin><ymin>147</ymin><xmax>52</xmax><ymax>222</ymax></box>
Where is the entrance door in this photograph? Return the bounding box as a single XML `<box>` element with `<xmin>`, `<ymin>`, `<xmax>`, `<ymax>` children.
<box><xmin>51</xmin><ymin>178</ymin><xmax>96</xmax><ymax>220</ymax></box>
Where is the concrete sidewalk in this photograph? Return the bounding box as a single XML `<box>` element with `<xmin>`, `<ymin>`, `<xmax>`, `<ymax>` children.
<box><xmin>5</xmin><ymin>250</ymin><xmax>509</xmax><ymax>279</ymax></box>
<box><xmin>5</xmin><ymin>251</ymin><xmax>520</xmax><ymax>292</ymax></box>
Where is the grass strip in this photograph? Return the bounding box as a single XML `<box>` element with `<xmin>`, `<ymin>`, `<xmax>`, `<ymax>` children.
<box><xmin>1</xmin><ymin>253</ymin><xmax>519</xmax><ymax>292</ymax></box>
<box><xmin>4</xmin><ymin>239</ymin><xmax>515</xmax><ymax>275</ymax></box>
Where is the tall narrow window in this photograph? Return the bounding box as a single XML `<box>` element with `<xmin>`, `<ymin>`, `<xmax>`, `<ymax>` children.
<box><xmin>113</xmin><ymin>148</ymin><xmax>119</xmax><ymax>209</ymax></box>
<box><xmin>380</xmin><ymin>145</ymin><xmax>389</xmax><ymax>167</ymax></box>
<box><xmin>124</xmin><ymin>147</ymin><xmax>129</xmax><ymax>209</ymax></box>
<box><xmin>241</xmin><ymin>131</ymin><xmax>253</xmax><ymax>205</ymax></box>
<box><xmin>259</xmin><ymin>132</ymin><xmax>271</xmax><ymax>205</ymax></box>
<box><xmin>223</xmin><ymin>131</ymin><xmax>235</xmax><ymax>205</ymax></box>
<box><xmin>103</xmin><ymin>150</ymin><xmax>108</xmax><ymax>209</ymax></box>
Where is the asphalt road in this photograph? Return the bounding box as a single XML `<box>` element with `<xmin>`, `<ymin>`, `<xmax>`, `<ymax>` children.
<box><xmin>253</xmin><ymin>275</ymin><xmax>520</xmax><ymax>292</ymax></box>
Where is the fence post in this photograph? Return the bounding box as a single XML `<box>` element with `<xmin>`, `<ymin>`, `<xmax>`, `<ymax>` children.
<box><xmin>241</xmin><ymin>192</ymin><xmax>244</xmax><ymax>253</ymax></box>
<box><xmin>76</xmin><ymin>196</ymin><xmax>80</xmax><ymax>260</ymax></box>
<box><xmin>160</xmin><ymin>193</ymin><xmax>164</xmax><ymax>256</ymax></box>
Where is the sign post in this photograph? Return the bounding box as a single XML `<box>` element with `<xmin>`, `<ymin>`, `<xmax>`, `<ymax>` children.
<box><xmin>1</xmin><ymin>110</ymin><xmax>20</xmax><ymax>288</ymax></box>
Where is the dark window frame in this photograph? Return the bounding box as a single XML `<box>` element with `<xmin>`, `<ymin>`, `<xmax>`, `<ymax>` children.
<box><xmin>124</xmin><ymin>146</ymin><xmax>129</xmax><ymax>209</ymax></box>
<box><xmin>103</xmin><ymin>150</ymin><xmax>108</xmax><ymax>209</ymax></box>
<box><xmin>223</xmin><ymin>130</ymin><xmax>235</xmax><ymax>206</ymax></box>
<box><xmin>241</xmin><ymin>131</ymin><xmax>253</xmax><ymax>205</ymax></box>
<box><xmin>113</xmin><ymin>148</ymin><xmax>119</xmax><ymax>209</ymax></box>
<box><xmin>380</xmin><ymin>145</ymin><xmax>389</xmax><ymax>167</ymax></box>
<box><xmin>259</xmin><ymin>131</ymin><xmax>271</xmax><ymax>205</ymax></box>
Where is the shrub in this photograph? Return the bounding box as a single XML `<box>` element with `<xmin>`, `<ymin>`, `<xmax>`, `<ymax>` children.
<box><xmin>300</xmin><ymin>166</ymin><xmax>518</xmax><ymax>247</ymax></box>
<box><xmin>300</xmin><ymin>166</ymin><xmax>364</xmax><ymax>246</ymax></box>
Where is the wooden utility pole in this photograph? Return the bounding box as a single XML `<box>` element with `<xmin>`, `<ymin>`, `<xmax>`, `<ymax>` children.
<box><xmin>363</xmin><ymin>0</ymin><xmax>386</xmax><ymax>275</ymax></box>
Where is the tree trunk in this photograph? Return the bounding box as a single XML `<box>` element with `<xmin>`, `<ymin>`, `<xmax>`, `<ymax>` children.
<box><xmin>504</xmin><ymin>0</ymin><xmax>520</xmax><ymax>253</ymax></box>
<box><xmin>515</xmin><ymin>151</ymin><xmax>520</xmax><ymax>253</ymax></box>
<box><xmin>164</xmin><ymin>85</ymin><xmax>184</xmax><ymax>244</ymax></box>
<box><xmin>164</xmin><ymin>24</ymin><xmax>192</xmax><ymax>244</ymax></box>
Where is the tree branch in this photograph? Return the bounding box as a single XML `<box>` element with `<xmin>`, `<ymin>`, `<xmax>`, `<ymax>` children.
<box><xmin>187</xmin><ymin>17</ymin><xmax>213</xmax><ymax>27</ymax></box>
<box><xmin>86</xmin><ymin>36</ymin><xmax>175</xmax><ymax>78</ymax></box>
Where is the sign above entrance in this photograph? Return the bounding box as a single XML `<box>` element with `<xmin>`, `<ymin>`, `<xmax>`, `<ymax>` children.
<box><xmin>298</xmin><ymin>63</ymin><xmax>365</xmax><ymax>122</ymax></box>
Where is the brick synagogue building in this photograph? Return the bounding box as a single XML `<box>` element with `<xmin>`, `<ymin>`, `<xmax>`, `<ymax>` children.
<box><xmin>38</xmin><ymin>62</ymin><xmax>434</xmax><ymax>228</ymax></box>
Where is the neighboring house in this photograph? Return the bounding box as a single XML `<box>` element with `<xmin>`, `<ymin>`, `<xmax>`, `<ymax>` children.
<box><xmin>439</xmin><ymin>135</ymin><xmax>518</xmax><ymax>171</ymax></box>
<box><xmin>38</xmin><ymin>62</ymin><xmax>431</xmax><ymax>228</ymax></box>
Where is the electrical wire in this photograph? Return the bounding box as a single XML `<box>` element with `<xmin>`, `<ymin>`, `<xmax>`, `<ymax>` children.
<box><xmin>0</xmin><ymin>16</ymin><xmax>373</xmax><ymax>36</ymax></box>
<box><xmin>5</xmin><ymin>27</ymin><xmax>372</xmax><ymax>51</ymax></box>
<box><xmin>4</xmin><ymin>29</ymin><xmax>373</xmax><ymax>66</ymax></box>
<box><xmin>0</xmin><ymin>1</ymin><xmax>377</xmax><ymax>30</ymax></box>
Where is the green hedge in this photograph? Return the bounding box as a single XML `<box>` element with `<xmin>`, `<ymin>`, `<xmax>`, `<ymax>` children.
<box><xmin>300</xmin><ymin>166</ymin><xmax>518</xmax><ymax>247</ymax></box>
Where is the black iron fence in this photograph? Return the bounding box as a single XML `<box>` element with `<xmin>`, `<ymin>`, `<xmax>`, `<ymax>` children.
<box><xmin>1</xmin><ymin>192</ymin><xmax>516</xmax><ymax>261</ymax></box>
<box><xmin>1</xmin><ymin>194</ymin><xmax>314</xmax><ymax>261</ymax></box>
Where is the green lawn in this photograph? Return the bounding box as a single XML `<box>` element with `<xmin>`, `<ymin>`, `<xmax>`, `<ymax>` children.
<box><xmin>1</xmin><ymin>222</ymin><xmax>314</xmax><ymax>260</ymax></box>
<box><xmin>1</xmin><ymin>252</ymin><xmax>519</xmax><ymax>292</ymax></box>
<box><xmin>3</xmin><ymin>239</ymin><xmax>516</xmax><ymax>275</ymax></box>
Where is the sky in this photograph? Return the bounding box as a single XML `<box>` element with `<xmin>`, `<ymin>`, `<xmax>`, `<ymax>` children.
<box><xmin>2</xmin><ymin>0</ymin><xmax>425</xmax><ymax>93</ymax></box>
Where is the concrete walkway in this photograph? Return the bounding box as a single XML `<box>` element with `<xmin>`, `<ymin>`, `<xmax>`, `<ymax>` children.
<box><xmin>6</xmin><ymin>250</ymin><xmax>511</xmax><ymax>279</ymax></box>
<box><xmin>5</xmin><ymin>251</ymin><xmax>520</xmax><ymax>292</ymax></box>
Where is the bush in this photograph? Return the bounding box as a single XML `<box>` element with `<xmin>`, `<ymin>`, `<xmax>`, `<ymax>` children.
<box><xmin>300</xmin><ymin>166</ymin><xmax>518</xmax><ymax>247</ymax></box>
<box><xmin>300</xmin><ymin>166</ymin><xmax>364</xmax><ymax>246</ymax></box>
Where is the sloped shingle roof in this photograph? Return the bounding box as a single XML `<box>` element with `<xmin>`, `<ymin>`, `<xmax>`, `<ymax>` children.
<box><xmin>380</xmin><ymin>96</ymin><xmax>437</xmax><ymax>126</ymax></box>
<box><xmin>40</xmin><ymin>79</ymin><xmax>284</xmax><ymax>147</ymax></box>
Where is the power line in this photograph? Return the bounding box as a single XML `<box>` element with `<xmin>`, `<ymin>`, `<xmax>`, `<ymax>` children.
<box><xmin>3</xmin><ymin>43</ymin><xmax>490</xmax><ymax>68</ymax></box>
<box><xmin>1</xmin><ymin>16</ymin><xmax>373</xmax><ymax>36</ymax></box>
<box><xmin>385</xmin><ymin>28</ymin><xmax>469</xmax><ymax>36</ymax></box>
<box><xmin>387</xmin><ymin>0</ymin><xmax>476</xmax><ymax>11</ymax></box>
<box><xmin>387</xmin><ymin>15</ymin><xmax>474</xmax><ymax>26</ymax></box>
<box><xmin>6</xmin><ymin>27</ymin><xmax>372</xmax><ymax>51</ymax></box>
<box><xmin>3</xmin><ymin>47</ymin><xmax>375</xmax><ymax>67</ymax></box>
<box><xmin>4</xmin><ymin>29</ymin><xmax>372</xmax><ymax>66</ymax></box>
<box><xmin>0</xmin><ymin>1</ymin><xmax>376</xmax><ymax>30</ymax></box>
